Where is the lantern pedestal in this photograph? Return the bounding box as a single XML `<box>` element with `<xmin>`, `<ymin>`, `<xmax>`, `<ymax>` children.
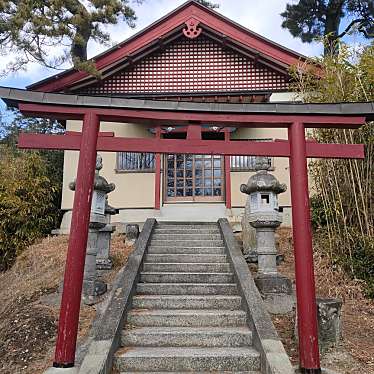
<box><xmin>255</xmin><ymin>273</ymin><xmax>294</xmax><ymax>314</ymax></box>
<box><xmin>82</xmin><ymin>227</ymin><xmax>108</xmax><ymax>305</ymax></box>
<box><xmin>96</xmin><ymin>224</ymin><xmax>116</xmax><ymax>270</ymax></box>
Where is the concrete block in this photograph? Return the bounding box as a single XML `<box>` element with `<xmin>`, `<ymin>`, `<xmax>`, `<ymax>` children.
<box><xmin>143</xmin><ymin>262</ymin><xmax>230</xmax><ymax>273</ymax></box>
<box><xmin>150</xmin><ymin>239</ymin><xmax>224</xmax><ymax>247</ymax></box>
<box><xmin>132</xmin><ymin>295</ymin><xmax>242</xmax><ymax>310</ymax></box>
<box><xmin>263</xmin><ymin>293</ymin><xmax>295</xmax><ymax>315</ymax></box>
<box><xmin>125</xmin><ymin>224</ymin><xmax>139</xmax><ymax>245</ymax></box>
<box><xmin>147</xmin><ymin>246</ymin><xmax>225</xmax><ymax>254</ymax></box>
<box><xmin>114</xmin><ymin>347</ymin><xmax>260</xmax><ymax>372</ymax></box>
<box><xmin>127</xmin><ymin>309</ymin><xmax>247</xmax><ymax>327</ymax></box>
<box><xmin>121</xmin><ymin>326</ymin><xmax>253</xmax><ymax>348</ymax></box>
<box><xmin>294</xmin><ymin>298</ymin><xmax>343</xmax><ymax>352</ymax></box>
<box><xmin>152</xmin><ymin>233</ymin><xmax>222</xmax><ymax>240</ymax></box>
<box><xmin>140</xmin><ymin>272</ymin><xmax>234</xmax><ymax>283</ymax></box>
<box><xmin>44</xmin><ymin>368</ymin><xmax>78</xmax><ymax>374</ymax></box>
<box><xmin>255</xmin><ymin>274</ymin><xmax>293</xmax><ymax>295</ymax></box>
<box><xmin>136</xmin><ymin>282</ymin><xmax>238</xmax><ymax>295</ymax></box>
<box><xmin>145</xmin><ymin>253</ymin><xmax>227</xmax><ymax>263</ymax></box>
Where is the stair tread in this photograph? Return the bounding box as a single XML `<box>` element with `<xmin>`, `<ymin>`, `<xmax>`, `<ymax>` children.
<box><xmin>123</xmin><ymin>326</ymin><xmax>251</xmax><ymax>333</ymax></box>
<box><xmin>144</xmin><ymin>262</ymin><xmax>229</xmax><ymax>265</ymax></box>
<box><xmin>133</xmin><ymin>295</ymin><xmax>241</xmax><ymax>299</ymax></box>
<box><xmin>147</xmin><ymin>254</ymin><xmax>226</xmax><ymax>257</ymax></box>
<box><xmin>148</xmin><ymin>246</ymin><xmax>225</xmax><ymax>249</ymax></box>
<box><xmin>141</xmin><ymin>272</ymin><xmax>233</xmax><ymax>275</ymax></box>
<box><xmin>137</xmin><ymin>282</ymin><xmax>237</xmax><ymax>286</ymax></box>
<box><xmin>120</xmin><ymin>371</ymin><xmax>260</xmax><ymax>373</ymax></box>
<box><xmin>116</xmin><ymin>346</ymin><xmax>259</xmax><ymax>358</ymax></box>
<box><xmin>129</xmin><ymin>309</ymin><xmax>246</xmax><ymax>316</ymax></box>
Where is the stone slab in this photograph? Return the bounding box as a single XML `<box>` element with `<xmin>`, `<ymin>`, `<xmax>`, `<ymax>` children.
<box><xmin>132</xmin><ymin>295</ymin><xmax>242</xmax><ymax>310</ymax></box>
<box><xmin>136</xmin><ymin>282</ymin><xmax>238</xmax><ymax>295</ymax></box>
<box><xmin>114</xmin><ymin>347</ymin><xmax>261</xmax><ymax>372</ymax></box>
<box><xmin>121</xmin><ymin>326</ymin><xmax>252</xmax><ymax>347</ymax></box>
<box><xmin>44</xmin><ymin>368</ymin><xmax>78</xmax><ymax>374</ymax></box>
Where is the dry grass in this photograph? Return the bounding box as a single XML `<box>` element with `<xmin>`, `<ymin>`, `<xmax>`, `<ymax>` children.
<box><xmin>0</xmin><ymin>233</ymin><xmax>133</xmax><ymax>374</ymax></box>
<box><xmin>275</xmin><ymin>227</ymin><xmax>374</xmax><ymax>373</ymax></box>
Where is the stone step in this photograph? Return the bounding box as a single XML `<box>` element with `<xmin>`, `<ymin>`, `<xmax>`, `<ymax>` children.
<box><xmin>121</xmin><ymin>326</ymin><xmax>252</xmax><ymax>348</ymax></box>
<box><xmin>148</xmin><ymin>246</ymin><xmax>225</xmax><ymax>255</ymax></box>
<box><xmin>127</xmin><ymin>309</ymin><xmax>247</xmax><ymax>327</ymax></box>
<box><xmin>143</xmin><ymin>262</ymin><xmax>230</xmax><ymax>273</ymax></box>
<box><xmin>136</xmin><ymin>283</ymin><xmax>238</xmax><ymax>295</ymax></box>
<box><xmin>140</xmin><ymin>272</ymin><xmax>234</xmax><ymax>284</ymax></box>
<box><xmin>152</xmin><ymin>233</ymin><xmax>222</xmax><ymax>240</ymax></box>
<box><xmin>146</xmin><ymin>254</ymin><xmax>227</xmax><ymax>263</ymax></box>
<box><xmin>132</xmin><ymin>295</ymin><xmax>242</xmax><ymax>310</ymax></box>
<box><xmin>114</xmin><ymin>347</ymin><xmax>260</xmax><ymax>372</ymax></box>
<box><xmin>156</xmin><ymin>224</ymin><xmax>218</xmax><ymax>230</ymax></box>
<box><xmin>150</xmin><ymin>240</ymin><xmax>224</xmax><ymax>247</ymax></box>
<box><xmin>154</xmin><ymin>228</ymin><xmax>221</xmax><ymax>234</ymax></box>
<box><xmin>120</xmin><ymin>371</ymin><xmax>261</xmax><ymax>374</ymax></box>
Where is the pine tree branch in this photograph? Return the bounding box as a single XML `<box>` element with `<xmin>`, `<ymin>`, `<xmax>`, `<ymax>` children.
<box><xmin>337</xmin><ymin>18</ymin><xmax>368</xmax><ymax>38</ymax></box>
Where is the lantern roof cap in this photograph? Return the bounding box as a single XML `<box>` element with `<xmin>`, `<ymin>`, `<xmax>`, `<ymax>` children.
<box><xmin>241</xmin><ymin>169</ymin><xmax>287</xmax><ymax>195</ymax></box>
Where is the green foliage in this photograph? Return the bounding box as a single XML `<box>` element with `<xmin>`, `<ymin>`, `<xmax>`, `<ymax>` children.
<box><xmin>0</xmin><ymin>112</ymin><xmax>64</xmax><ymax>271</ymax></box>
<box><xmin>291</xmin><ymin>44</ymin><xmax>374</xmax><ymax>296</ymax></box>
<box><xmin>281</xmin><ymin>1</ymin><xmax>373</xmax><ymax>55</ymax></box>
<box><xmin>0</xmin><ymin>111</ymin><xmax>65</xmax><ymax>193</ymax></box>
<box><xmin>310</xmin><ymin>194</ymin><xmax>328</xmax><ymax>230</ymax></box>
<box><xmin>0</xmin><ymin>0</ymin><xmax>144</xmax><ymax>75</ymax></box>
<box><xmin>195</xmin><ymin>0</ymin><xmax>219</xmax><ymax>9</ymax></box>
<box><xmin>0</xmin><ymin>147</ymin><xmax>61</xmax><ymax>271</ymax></box>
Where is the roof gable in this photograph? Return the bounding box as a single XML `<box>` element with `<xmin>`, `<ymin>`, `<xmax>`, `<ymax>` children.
<box><xmin>74</xmin><ymin>35</ymin><xmax>289</xmax><ymax>96</ymax></box>
<box><xmin>28</xmin><ymin>0</ymin><xmax>306</xmax><ymax>93</ymax></box>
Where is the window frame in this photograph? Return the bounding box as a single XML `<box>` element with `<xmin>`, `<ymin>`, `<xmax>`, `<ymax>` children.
<box><xmin>116</xmin><ymin>152</ymin><xmax>156</xmax><ymax>173</ymax></box>
<box><xmin>229</xmin><ymin>138</ymin><xmax>274</xmax><ymax>172</ymax></box>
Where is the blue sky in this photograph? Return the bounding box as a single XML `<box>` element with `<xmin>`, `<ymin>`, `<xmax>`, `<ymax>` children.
<box><xmin>0</xmin><ymin>0</ymin><xmax>369</xmax><ymax>117</ymax></box>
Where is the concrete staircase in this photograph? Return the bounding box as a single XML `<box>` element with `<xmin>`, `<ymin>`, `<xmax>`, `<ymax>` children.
<box><xmin>114</xmin><ymin>222</ymin><xmax>261</xmax><ymax>373</ymax></box>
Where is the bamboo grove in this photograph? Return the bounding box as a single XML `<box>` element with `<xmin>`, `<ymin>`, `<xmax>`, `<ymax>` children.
<box><xmin>291</xmin><ymin>44</ymin><xmax>374</xmax><ymax>296</ymax></box>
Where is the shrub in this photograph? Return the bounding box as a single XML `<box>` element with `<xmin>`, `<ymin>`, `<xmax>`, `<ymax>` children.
<box><xmin>0</xmin><ymin>147</ymin><xmax>60</xmax><ymax>270</ymax></box>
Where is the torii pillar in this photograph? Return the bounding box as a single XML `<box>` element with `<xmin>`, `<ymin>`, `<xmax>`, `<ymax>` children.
<box><xmin>54</xmin><ymin>113</ymin><xmax>100</xmax><ymax>367</ymax></box>
<box><xmin>289</xmin><ymin>122</ymin><xmax>320</xmax><ymax>373</ymax></box>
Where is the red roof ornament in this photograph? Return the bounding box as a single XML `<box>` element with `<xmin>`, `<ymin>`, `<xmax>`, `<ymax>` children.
<box><xmin>183</xmin><ymin>18</ymin><xmax>202</xmax><ymax>39</ymax></box>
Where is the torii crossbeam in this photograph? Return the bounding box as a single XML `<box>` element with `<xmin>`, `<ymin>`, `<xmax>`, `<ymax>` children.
<box><xmin>1</xmin><ymin>87</ymin><xmax>373</xmax><ymax>374</ymax></box>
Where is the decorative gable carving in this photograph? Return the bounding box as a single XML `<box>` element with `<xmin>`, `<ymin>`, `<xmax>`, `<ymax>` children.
<box><xmin>77</xmin><ymin>35</ymin><xmax>289</xmax><ymax>96</ymax></box>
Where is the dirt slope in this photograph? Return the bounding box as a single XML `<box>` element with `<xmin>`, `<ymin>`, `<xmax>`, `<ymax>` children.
<box><xmin>274</xmin><ymin>228</ymin><xmax>374</xmax><ymax>374</ymax></box>
<box><xmin>0</xmin><ymin>234</ymin><xmax>132</xmax><ymax>374</ymax></box>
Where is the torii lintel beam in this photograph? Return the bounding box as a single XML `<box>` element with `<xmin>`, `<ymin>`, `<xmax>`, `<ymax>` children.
<box><xmin>17</xmin><ymin>103</ymin><xmax>366</xmax><ymax>129</ymax></box>
<box><xmin>18</xmin><ymin>133</ymin><xmax>365</xmax><ymax>159</ymax></box>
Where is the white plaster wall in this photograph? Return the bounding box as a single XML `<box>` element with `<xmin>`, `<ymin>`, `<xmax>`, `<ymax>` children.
<box><xmin>61</xmin><ymin>91</ymin><xmax>297</xmax><ymax>216</ymax></box>
<box><xmin>61</xmin><ymin>120</ymin><xmax>155</xmax><ymax>210</ymax></box>
<box><xmin>230</xmin><ymin>127</ymin><xmax>291</xmax><ymax>209</ymax></box>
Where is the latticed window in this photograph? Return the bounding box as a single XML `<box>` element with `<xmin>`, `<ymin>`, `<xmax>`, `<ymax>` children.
<box><xmin>230</xmin><ymin>155</ymin><xmax>272</xmax><ymax>171</ymax></box>
<box><xmin>230</xmin><ymin>139</ymin><xmax>273</xmax><ymax>171</ymax></box>
<box><xmin>117</xmin><ymin>152</ymin><xmax>155</xmax><ymax>171</ymax></box>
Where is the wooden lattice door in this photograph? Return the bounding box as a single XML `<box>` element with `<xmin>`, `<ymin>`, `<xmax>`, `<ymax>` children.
<box><xmin>165</xmin><ymin>154</ymin><xmax>224</xmax><ymax>202</ymax></box>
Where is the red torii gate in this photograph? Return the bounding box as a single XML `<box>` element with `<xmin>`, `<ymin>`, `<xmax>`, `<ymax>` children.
<box><xmin>2</xmin><ymin>88</ymin><xmax>371</xmax><ymax>374</ymax></box>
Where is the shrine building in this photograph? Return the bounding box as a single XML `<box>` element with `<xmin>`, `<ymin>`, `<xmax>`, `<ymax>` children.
<box><xmin>27</xmin><ymin>0</ymin><xmax>307</xmax><ymax>227</ymax></box>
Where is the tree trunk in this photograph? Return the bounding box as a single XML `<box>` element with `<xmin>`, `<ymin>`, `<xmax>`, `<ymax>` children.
<box><xmin>65</xmin><ymin>0</ymin><xmax>92</xmax><ymax>63</ymax></box>
<box><xmin>324</xmin><ymin>0</ymin><xmax>345</xmax><ymax>56</ymax></box>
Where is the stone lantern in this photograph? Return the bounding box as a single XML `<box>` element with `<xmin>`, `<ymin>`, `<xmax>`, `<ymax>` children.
<box><xmin>95</xmin><ymin>197</ymin><xmax>119</xmax><ymax>270</ymax></box>
<box><xmin>69</xmin><ymin>154</ymin><xmax>116</xmax><ymax>304</ymax></box>
<box><xmin>240</xmin><ymin>157</ymin><xmax>293</xmax><ymax>314</ymax></box>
